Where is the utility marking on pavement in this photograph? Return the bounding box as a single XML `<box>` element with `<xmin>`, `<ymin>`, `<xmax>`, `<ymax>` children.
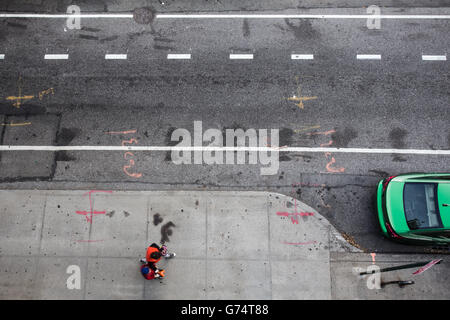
<box><xmin>2</xmin><ymin>13</ymin><xmax>450</xmax><ymax>19</ymax></box>
<box><xmin>1</xmin><ymin>146</ymin><xmax>450</xmax><ymax>155</ymax></box>
<box><xmin>291</xmin><ymin>54</ymin><xmax>314</xmax><ymax>60</ymax></box>
<box><xmin>6</xmin><ymin>76</ymin><xmax>34</xmax><ymax>109</ymax></box>
<box><xmin>38</xmin><ymin>88</ymin><xmax>55</xmax><ymax>100</ymax></box>
<box><xmin>371</xmin><ymin>253</ymin><xmax>376</xmax><ymax>264</ymax></box>
<box><xmin>167</xmin><ymin>53</ymin><xmax>191</xmax><ymax>59</ymax></box>
<box><xmin>294</xmin><ymin>125</ymin><xmax>321</xmax><ymax>133</ymax></box>
<box><xmin>44</xmin><ymin>54</ymin><xmax>69</xmax><ymax>60</ymax></box>
<box><xmin>422</xmin><ymin>55</ymin><xmax>447</xmax><ymax>61</ymax></box>
<box><xmin>283</xmin><ymin>241</ymin><xmax>317</xmax><ymax>245</ymax></box>
<box><xmin>106</xmin><ymin>129</ymin><xmax>137</xmax><ymax>135</ymax></box>
<box><xmin>286</xmin><ymin>76</ymin><xmax>317</xmax><ymax>109</ymax></box>
<box><xmin>0</xmin><ymin>121</ymin><xmax>32</xmax><ymax>127</ymax></box>
<box><xmin>357</xmin><ymin>54</ymin><xmax>381</xmax><ymax>60</ymax></box>
<box><xmin>105</xmin><ymin>54</ymin><xmax>127</xmax><ymax>60</ymax></box>
<box><xmin>230</xmin><ymin>53</ymin><xmax>253</xmax><ymax>60</ymax></box>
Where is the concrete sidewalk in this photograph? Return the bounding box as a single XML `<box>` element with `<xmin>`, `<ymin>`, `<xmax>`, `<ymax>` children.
<box><xmin>0</xmin><ymin>190</ymin><xmax>447</xmax><ymax>299</ymax></box>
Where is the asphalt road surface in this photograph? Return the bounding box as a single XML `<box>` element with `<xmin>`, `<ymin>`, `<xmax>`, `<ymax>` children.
<box><xmin>0</xmin><ymin>1</ymin><xmax>449</xmax><ymax>253</ymax></box>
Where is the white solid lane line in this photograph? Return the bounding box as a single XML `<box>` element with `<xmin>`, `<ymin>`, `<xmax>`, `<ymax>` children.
<box><xmin>1</xmin><ymin>13</ymin><xmax>450</xmax><ymax>19</ymax></box>
<box><xmin>0</xmin><ymin>145</ymin><xmax>450</xmax><ymax>156</ymax></box>
<box><xmin>291</xmin><ymin>54</ymin><xmax>314</xmax><ymax>60</ymax></box>
<box><xmin>44</xmin><ymin>54</ymin><xmax>69</xmax><ymax>60</ymax></box>
<box><xmin>155</xmin><ymin>14</ymin><xmax>450</xmax><ymax>19</ymax></box>
<box><xmin>105</xmin><ymin>54</ymin><xmax>127</xmax><ymax>60</ymax></box>
<box><xmin>422</xmin><ymin>55</ymin><xmax>447</xmax><ymax>61</ymax></box>
<box><xmin>357</xmin><ymin>54</ymin><xmax>381</xmax><ymax>60</ymax></box>
<box><xmin>167</xmin><ymin>54</ymin><xmax>191</xmax><ymax>59</ymax></box>
<box><xmin>230</xmin><ymin>54</ymin><xmax>254</xmax><ymax>60</ymax></box>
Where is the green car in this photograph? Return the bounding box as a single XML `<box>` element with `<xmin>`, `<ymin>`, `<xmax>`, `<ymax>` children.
<box><xmin>377</xmin><ymin>173</ymin><xmax>450</xmax><ymax>245</ymax></box>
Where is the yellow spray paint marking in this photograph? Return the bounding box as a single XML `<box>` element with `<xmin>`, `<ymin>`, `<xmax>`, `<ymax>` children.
<box><xmin>5</xmin><ymin>76</ymin><xmax>54</xmax><ymax>108</ymax></box>
<box><xmin>0</xmin><ymin>121</ymin><xmax>32</xmax><ymax>127</ymax></box>
<box><xmin>286</xmin><ymin>76</ymin><xmax>318</xmax><ymax>109</ymax></box>
<box><xmin>293</xmin><ymin>125</ymin><xmax>321</xmax><ymax>133</ymax></box>
<box><xmin>38</xmin><ymin>88</ymin><xmax>55</xmax><ymax>100</ymax></box>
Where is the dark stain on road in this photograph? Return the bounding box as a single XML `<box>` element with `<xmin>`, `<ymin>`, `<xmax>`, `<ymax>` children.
<box><xmin>7</xmin><ymin>21</ymin><xmax>27</xmax><ymax>29</ymax></box>
<box><xmin>154</xmin><ymin>44</ymin><xmax>175</xmax><ymax>51</ymax></box>
<box><xmin>279</xmin><ymin>128</ymin><xmax>293</xmax><ymax>161</ymax></box>
<box><xmin>369</xmin><ymin>169</ymin><xmax>390</xmax><ymax>177</ymax></box>
<box><xmin>161</xmin><ymin>221</ymin><xmax>176</xmax><ymax>244</ymax></box>
<box><xmin>106</xmin><ymin>210</ymin><xmax>115</xmax><ymax>218</ymax></box>
<box><xmin>123</xmin><ymin>211</ymin><xmax>130</xmax><ymax>217</ymax></box>
<box><xmin>331</xmin><ymin>127</ymin><xmax>357</xmax><ymax>148</ymax></box>
<box><xmin>447</xmin><ymin>133</ymin><xmax>450</xmax><ymax>149</ymax></box>
<box><xmin>389</xmin><ymin>128</ymin><xmax>408</xmax><ymax>149</ymax></box>
<box><xmin>79</xmin><ymin>34</ymin><xmax>99</xmax><ymax>41</ymax></box>
<box><xmin>389</xmin><ymin>128</ymin><xmax>408</xmax><ymax>162</ymax></box>
<box><xmin>100</xmin><ymin>35</ymin><xmax>119</xmax><ymax>42</ymax></box>
<box><xmin>243</xmin><ymin>19</ymin><xmax>250</xmax><ymax>37</ymax></box>
<box><xmin>81</xmin><ymin>26</ymin><xmax>102</xmax><ymax>33</ymax></box>
<box><xmin>153</xmin><ymin>213</ymin><xmax>163</xmax><ymax>226</ymax></box>
<box><xmin>55</xmin><ymin>128</ymin><xmax>80</xmax><ymax>161</ymax></box>
<box><xmin>164</xmin><ymin>127</ymin><xmax>178</xmax><ymax>161</ymax></box>
<box><xmin>133</xmin><ymin>7</ymin><xmax>155</xmax><ymax>25</ymax></box>
<box><xmin>284</xmin><ymin>19</ymin><xmax>320</xmax><ymax>40</ymax></box>
<box><xmin>56</xmin><ymin>128</ymin><xmax>80</xmax><ymax>146</ymax></box>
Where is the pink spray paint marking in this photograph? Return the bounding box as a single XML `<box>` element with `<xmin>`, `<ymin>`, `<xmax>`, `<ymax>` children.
<box><xmin>283</xmin><ymin>241</ymin><xmax>317</xmax><ymax>245</ymax></box>
<box><xmin>75</xmin><ymin>190</ymin><xmax>113</xmax><ymax>224</ymax></box>
<box><xmin>370</xmin><ymin>253</ymin><xmax>376</xmax><ymax>264</ymax></box>
<box><xmin>75</xmin><ymin>190</ymin><xmax>112</xmax><ymax>243</ymax></box>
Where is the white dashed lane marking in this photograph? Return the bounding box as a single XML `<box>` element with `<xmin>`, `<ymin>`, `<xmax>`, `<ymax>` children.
<box><xmin>44</xmin><ymin>54</ymin><xmax>69</xmax><ymax>60</ymax></box>
<box><xmin>422</xmin><ymin>55</ymin><xmax>447</xmax><ymax>61</ymax></box>
<box><xmin>0</xmin><ymin>54</ymin><xmax>4</xmax><ymax>59</ymax></box>
<box><xmin>291</xmin><ymin>54</ymin><xmax>314</xmax><ymax>60</ymax></box>
<box><xmin>105</xmin><ymin>54</ymin><xmax>128</xmax><ymax>60</ymax></box>
<box><xmin>167</xmin><ymin>54</ymin><xmax>191</xmax><ymax>59</ymax></box>
<box><xmin>356</xmin><ymin>54</ymin><xmax>381</xmax><ymax>60</ymax></box>
<box><xmin>229</xmin><ymin>54</ymin><xmax>254</xmax><ymax>60</ymax></box>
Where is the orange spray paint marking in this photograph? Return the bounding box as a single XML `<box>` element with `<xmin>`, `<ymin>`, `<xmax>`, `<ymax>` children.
<box><xmin>106</xmin><ymin>130</ymin><xmax>137</xmax><ymax>135</ymax></box>
<box><xmin>307</xmin><ymin>129</ymin><xmax>336</xmax><ymax>136</ymax></box>
<box><xmin>123</xmin><ymin>159</ymin><xmax>142</xmax><ymax>178</ymax></box>
<box><xmin>325</xmin><ymin>152</ymin><xmax>345</xmax><ymax>173</ymax></box>
<box><xmin>320</xmin><ymin>140</ymin><xmax>333</xmax><ymax>147</ymax></box>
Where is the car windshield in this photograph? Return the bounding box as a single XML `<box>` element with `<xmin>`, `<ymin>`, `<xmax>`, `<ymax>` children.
<box><xmin>403</xmin><ymin>183</ymin><xmax>443</xmax><ymax>230</ymax></box>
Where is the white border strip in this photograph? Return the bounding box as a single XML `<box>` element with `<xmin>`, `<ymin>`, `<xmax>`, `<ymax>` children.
<box><xmin>44</xmin><ymin>54</ymin><xmax>69</xmax><ymax>60</ymax></box>
<box><xmin>167</xmin><ymin>53</ymin><xmax>191</xmax><ymax>59</ymax></box>
<box><xmin>0</xmin><ymin>145</ymin><xmax>449</xmax><ymax>155</ymax></box>
<box><xmin>105</xmin><ymin>54</ymin><xmax>127</xmax><ymax>60</ymax></box>
<box><xmin>357</xmin><ymin>54</ymin><xmax>381</xmax><ymax>60</ymax></box>
<box><xmin>422</xmin><ymin>55</ymin><xmax>447</xmax><ymax>61</ymax></box>
<box><xmin>1</xmin><ymin>13</ymin><xmax>450</xmax><ymax>19</ymax></box>
<box><xmin>230</xmin><ymin>53</ymin><xmax>253</xmax><ymax>60</ymax></box>
<box><xmin>291</xmin><ymin>54</ymin><xmax>314</xmax><ymax>60</ymax></box>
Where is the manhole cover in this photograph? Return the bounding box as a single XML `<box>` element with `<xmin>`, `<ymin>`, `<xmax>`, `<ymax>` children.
<box><xmin>133</xmin><ymin>7</ymin><xmax>155</xmax><ymax>24</ymax></box>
